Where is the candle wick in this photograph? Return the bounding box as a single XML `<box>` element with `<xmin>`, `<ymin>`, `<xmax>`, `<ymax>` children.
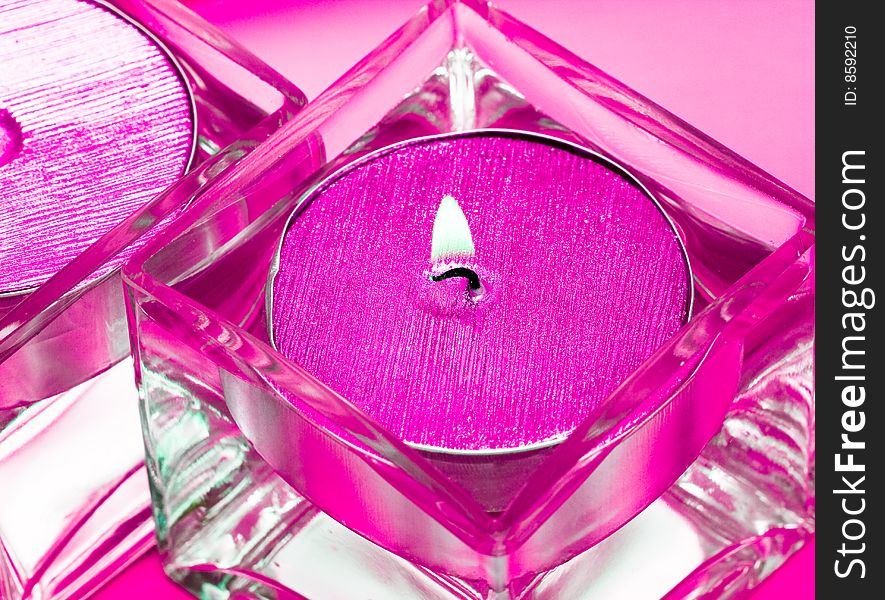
<box><xmin>430</xmin><ymin>266</ymin><xmax>483</xmax><ymax>291</ymax></box>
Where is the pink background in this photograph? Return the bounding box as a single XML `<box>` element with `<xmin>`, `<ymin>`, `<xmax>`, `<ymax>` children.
<box><xmin>94</xmin><ymin>1</ymin><xmax>814</xmax><ymax>598</ymax></box>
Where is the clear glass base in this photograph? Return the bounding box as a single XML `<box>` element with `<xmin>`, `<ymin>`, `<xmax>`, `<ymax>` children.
<box><xmin>0</xmin><ymin>360</ymin><xmax>153</xmax><ymax>600</ymax></box>
<box><xmin>147</xmin><ymin>402</ymin><xmax>809</xmax><ymax>600</ymax></box>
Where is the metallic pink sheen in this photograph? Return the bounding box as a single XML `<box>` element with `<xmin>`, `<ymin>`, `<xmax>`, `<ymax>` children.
<box><xmin>271</xmin><ymin>133</ymin><xmax>689</xmax><ymax>451</ymax></box>
<box><xmin>0</xmin><ymin>0</ymin><xmax>192</xmax><ymax>292</ymax></box>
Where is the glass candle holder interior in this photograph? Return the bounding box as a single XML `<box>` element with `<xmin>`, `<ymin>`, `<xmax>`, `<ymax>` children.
<box><xmin>0</xmin><ymin>1</ymin><xmax>305</xmax><ymax>599</ymax></box>
<box><xmin>123</xmin><ymin>1</ymin><xmax>814</xmax><ymax>598</ymax></box>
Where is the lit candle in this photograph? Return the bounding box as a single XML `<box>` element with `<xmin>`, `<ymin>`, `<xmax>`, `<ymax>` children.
<box><xmin>0</xmin><ymin>0</ymin><xmax>193</xmax><ymax>306</ymax></box>
<box><xmin>269</xmin><ymin>131</ymin><xmax>690</xmax><ymax>507</ymax></box>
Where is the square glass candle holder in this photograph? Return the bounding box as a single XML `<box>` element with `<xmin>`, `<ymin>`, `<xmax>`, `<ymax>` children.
<box><xmin>0</xmin><ymin>1</ymin><xmax>306</xmax><ymax>598</ymax></box>
<box><xmin>123</xmin><ymin>1</ymin><xmax>814</xmax><ymax>598</ymax></box>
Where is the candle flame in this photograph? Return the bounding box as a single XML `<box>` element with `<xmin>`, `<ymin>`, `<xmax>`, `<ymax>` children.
<box><xmin>431</xmin><ymin>195</ymin><xmax>475</xmax><ymax>262</ymax></box>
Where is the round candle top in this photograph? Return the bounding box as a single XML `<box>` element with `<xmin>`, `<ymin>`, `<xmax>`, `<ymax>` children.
<box><xmin>270</xmin><ymin>132</ymin><xmax>690</xmax><ymax>453</ymax></box>
<box><xmin>0</xmin><ymin>0</ymin><xmax>193</xmax><ymax>293</ymax></box>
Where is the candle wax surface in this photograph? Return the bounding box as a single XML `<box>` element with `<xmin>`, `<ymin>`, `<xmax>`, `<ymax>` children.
<box><xmin>271</xmin><ymin>133</ymin><xmax>690</xmax><ymax>452</ymax></box>
<box><xmin>0</xmin><ymin>0</ymin><xmax>193</xmax><ymax>292</ymax></box>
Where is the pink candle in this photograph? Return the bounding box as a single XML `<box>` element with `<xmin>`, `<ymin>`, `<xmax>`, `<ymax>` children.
<box><xmin>0</xmin><ymin>0</ymin><xmax>193</xmax><ymax>297</ymax></box>
<box><xmin>271</xmin><ymin>132</ymin><xmax>690</xmax><ymax>459</ymax></box>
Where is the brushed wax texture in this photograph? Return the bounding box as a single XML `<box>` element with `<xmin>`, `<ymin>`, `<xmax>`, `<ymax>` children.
<box><xmin>0</xmin><ymin>0</ymin><xmax>193</xmax><ymax>292</ymax></box>
<box><xmin>271</xmin><ymin>134</ymin><xmax>690</xmax><ymax>451</ymax></box>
